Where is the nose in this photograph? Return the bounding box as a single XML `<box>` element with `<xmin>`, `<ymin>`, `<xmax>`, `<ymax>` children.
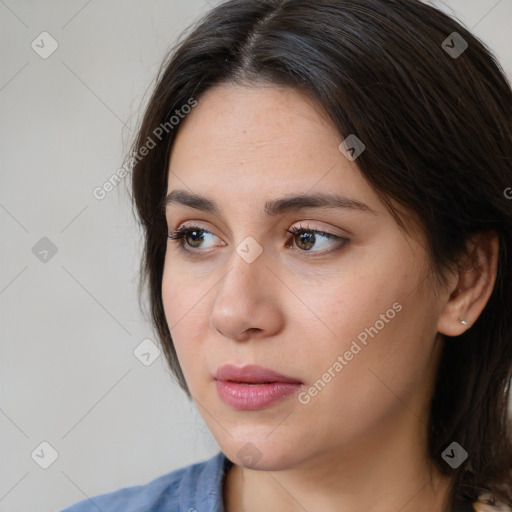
<box><xmin>209</xmin><ymin>248</ymin><xmax>285</xmax><ymax>342</ymax></box>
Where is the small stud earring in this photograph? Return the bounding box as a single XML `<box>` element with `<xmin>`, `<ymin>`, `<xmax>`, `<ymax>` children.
<box><xmin>460</xmin><ymin>319</ymin><xmax>468</xmax><ymax>326</ymax></box>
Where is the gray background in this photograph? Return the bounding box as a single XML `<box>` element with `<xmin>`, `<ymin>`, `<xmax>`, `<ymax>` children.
<box><xmin>0</xmin><ymin>1</ymin><xmax>510</xmax><ymax>511</ymax></box>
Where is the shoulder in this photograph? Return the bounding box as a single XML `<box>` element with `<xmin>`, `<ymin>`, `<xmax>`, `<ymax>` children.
<box><xmin>58</xmin><ymin>451</ymin><xmax>232</xmax><ymax>512</ymax></box>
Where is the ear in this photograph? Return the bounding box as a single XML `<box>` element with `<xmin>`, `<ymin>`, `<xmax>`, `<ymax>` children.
<box><xmin>437</xmin><ymin>231</ymin><xmax>499</xmax><ymax>337</ymax></box>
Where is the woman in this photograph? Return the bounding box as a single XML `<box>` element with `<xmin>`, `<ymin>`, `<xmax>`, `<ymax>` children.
<box><xmin>60</xmin><ymin>0</ymin><xmax>512</xmax><ymax>511</ymax></box>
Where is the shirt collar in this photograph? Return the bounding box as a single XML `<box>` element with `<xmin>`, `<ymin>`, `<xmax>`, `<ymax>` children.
<box><xmin>178</xmin><ymin>451</ymin><xmax>233</xmax><ymax>512</ymax></box>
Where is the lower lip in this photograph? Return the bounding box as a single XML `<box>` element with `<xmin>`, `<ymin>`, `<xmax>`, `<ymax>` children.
<box><xmin>215</xmin><ymin>380</ymin><xmax>302</xmax><ymax>410</ymax></box>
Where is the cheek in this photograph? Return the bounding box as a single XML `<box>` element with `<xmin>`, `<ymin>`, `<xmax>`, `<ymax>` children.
<box><xmin>293</xmin><ymin>300</ymin><xmax>431</xmax><ymax>447</ymax></box>
<box><xmin>161</xmin><ymin>250</ymin><xmax>211</xmax><ymax>327</ymax></box>
<box><xmin>161</xmin><ymin>257</ymin><xmax>181</xmax><ymax>330</ymax></box>
<box><xmin>161</xmin><ymin>257</ymin><xmax>211</xmax><ymax>387</ymax></box>
<box><xmin>293</xmin><ymin>251</ymin><xmax>407</xmax><ymax>350</ymax></box>
<box><xmin>318</xmin><ymin>305</ymin><xmax>438</xmax><ymax>445</ymax></box>
<box><xmin>293</xmin><ymin>243</ymin><xmax>436</xmax><ymax>397</ymax></box>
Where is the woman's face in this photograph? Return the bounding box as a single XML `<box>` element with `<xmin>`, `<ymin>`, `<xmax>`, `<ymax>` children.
<box><xmin>162</xmin><ymin>82</ymin><xmax>449</xmax><ymax>470</ymax></box>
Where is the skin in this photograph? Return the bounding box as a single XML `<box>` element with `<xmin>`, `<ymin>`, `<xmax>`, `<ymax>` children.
<box><xmin>162</xmin><ymin>82</ymin><xmax>498</xmax><ymax>512</ymax></box>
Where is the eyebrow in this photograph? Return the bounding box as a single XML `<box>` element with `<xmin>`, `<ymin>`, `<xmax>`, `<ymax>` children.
<box><xmin>164</xmin><ymin>189</ymin><xmax>377</xmax><ymax>216</ymax></box>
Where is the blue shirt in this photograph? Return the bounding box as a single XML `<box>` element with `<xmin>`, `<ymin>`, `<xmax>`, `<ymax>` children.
<box><xmin>59</xmin><ymin>451</ymin><xmax>233</xmax><ymax>512</ymax></box>
<box><xmin>58</xmin><ymin>451</ymin><xmax>496</xmax><ymax>512</ymax></box>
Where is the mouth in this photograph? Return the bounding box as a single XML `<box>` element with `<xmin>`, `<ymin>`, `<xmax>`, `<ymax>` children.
<box><xmin>214</xmin><ymin>364</ymin><xmax>303</xmax><ymax>410</ymax></box>
<box><xmin>227</xmin><ymin>381</ymin><xmax>273</xmax><ymax>385</ymax></box>
<box><xmin>213</xmin><ymin>364</ymin><xmax>302</xmax><ymax>385</ymax></box>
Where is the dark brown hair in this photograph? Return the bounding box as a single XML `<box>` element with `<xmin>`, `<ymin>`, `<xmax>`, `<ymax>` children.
<box><xmin>130</xmin><ymin>1</ymin><xmax>512</xmax><ymax>509</ymax></box>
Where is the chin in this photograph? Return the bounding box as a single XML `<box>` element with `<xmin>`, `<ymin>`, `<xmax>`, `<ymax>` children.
<box><xmin>220</xmin><ymin>436</ymin><xmax>305</xmax><ymax>471</ymax></box>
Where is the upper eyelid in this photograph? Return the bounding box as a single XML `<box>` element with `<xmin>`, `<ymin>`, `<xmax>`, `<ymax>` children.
<box><xmin>172</xmin><ymin>223</ymin><xmax>343</xmax><ymax>238</ymax></box>
<box><xmin>170</xmin><ymin>218</ymin><xmax>349</xmax><ymax>236</ymax></box>
<box><xmin>174</xmin><ymin>222</ymin><xmax>229</xmax><ymax>242</ymax></box>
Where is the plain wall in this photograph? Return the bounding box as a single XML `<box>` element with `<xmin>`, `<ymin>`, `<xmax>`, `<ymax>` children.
<box><xmin>0</xmin><ymin>1</ymin><xmax>510</xmax><ymax>511</ymax></box>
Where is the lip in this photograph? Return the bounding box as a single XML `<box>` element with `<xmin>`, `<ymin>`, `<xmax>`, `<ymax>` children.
<box><xmin>214</xmin><ymin>364</ymin><xmax>302</xmax><ymax>384</ymax></box>
<box><xmin>214</xmin><ymin>364</ymin><xmax>303</xmax><ymax>411</ymax></box>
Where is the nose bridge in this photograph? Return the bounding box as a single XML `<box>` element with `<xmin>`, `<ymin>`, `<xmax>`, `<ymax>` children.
<box><xmin>218</xmin><ymin>237</ymin><xmax>267</xmax><ymax>302</ymax></box>
<box><xmin>209</xmin><ymin>239</ymin><xmax>282</xmax><ymax>340</ymax></box>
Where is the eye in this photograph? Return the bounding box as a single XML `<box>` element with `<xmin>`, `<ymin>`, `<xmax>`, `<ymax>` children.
<box><xmin>167</xmin><ymin>225</ymin><xmax>221</xmax><ymax>252</ymax></box>
<box><xmin>167</xmin><ymin>222</ymin><xmax>349</xmax><ymax>256</ymax></box>
<box><xmin>286</xmin><ymin>224</ymin><xmax>348</xmax><ymax>254</ymax></box>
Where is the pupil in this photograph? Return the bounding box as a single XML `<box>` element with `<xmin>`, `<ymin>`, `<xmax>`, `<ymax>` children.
<box><xmin>298</xmin><ymin>232</ymin><xmax>315</xmax><ymax>250</ymax></box>
<box><xmin>187</xmin><ymin>230</ymin><xmax>203</xmax><ymax>247</ymax></box>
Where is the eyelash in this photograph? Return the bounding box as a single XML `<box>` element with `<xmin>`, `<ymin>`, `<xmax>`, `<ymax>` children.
<box><xmin>167</xmin><ymin>223</ymin><xmax>349</xmax><ymax>257</ymax></box>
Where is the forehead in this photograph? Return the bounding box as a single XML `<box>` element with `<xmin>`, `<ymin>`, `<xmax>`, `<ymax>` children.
<box><xmin>173</xmin><ymin>83</ymin><xmax>336</xmax><ymax>163</ymax></box>
<box><xmin>179</xmin><ymin>81</ymin><xmax>333</xmax><ymax>136</ymax></box>
<box><xmin>167</xmin><ymin>83</ymin><xmax>379</xmax><ymax>208</ymax></box>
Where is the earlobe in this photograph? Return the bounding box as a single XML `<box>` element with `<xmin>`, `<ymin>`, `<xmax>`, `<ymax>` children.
<box><xmin>437</xmin><ymin>231</ymin><xmax>499</xmax><ymax>337</ymax></box>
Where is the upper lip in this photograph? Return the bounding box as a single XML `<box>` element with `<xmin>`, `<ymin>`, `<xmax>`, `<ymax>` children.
<box><xmin>214</xmin><ymin>364</ymin><xmax>302</xmax><ymax>384</ymax></box>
